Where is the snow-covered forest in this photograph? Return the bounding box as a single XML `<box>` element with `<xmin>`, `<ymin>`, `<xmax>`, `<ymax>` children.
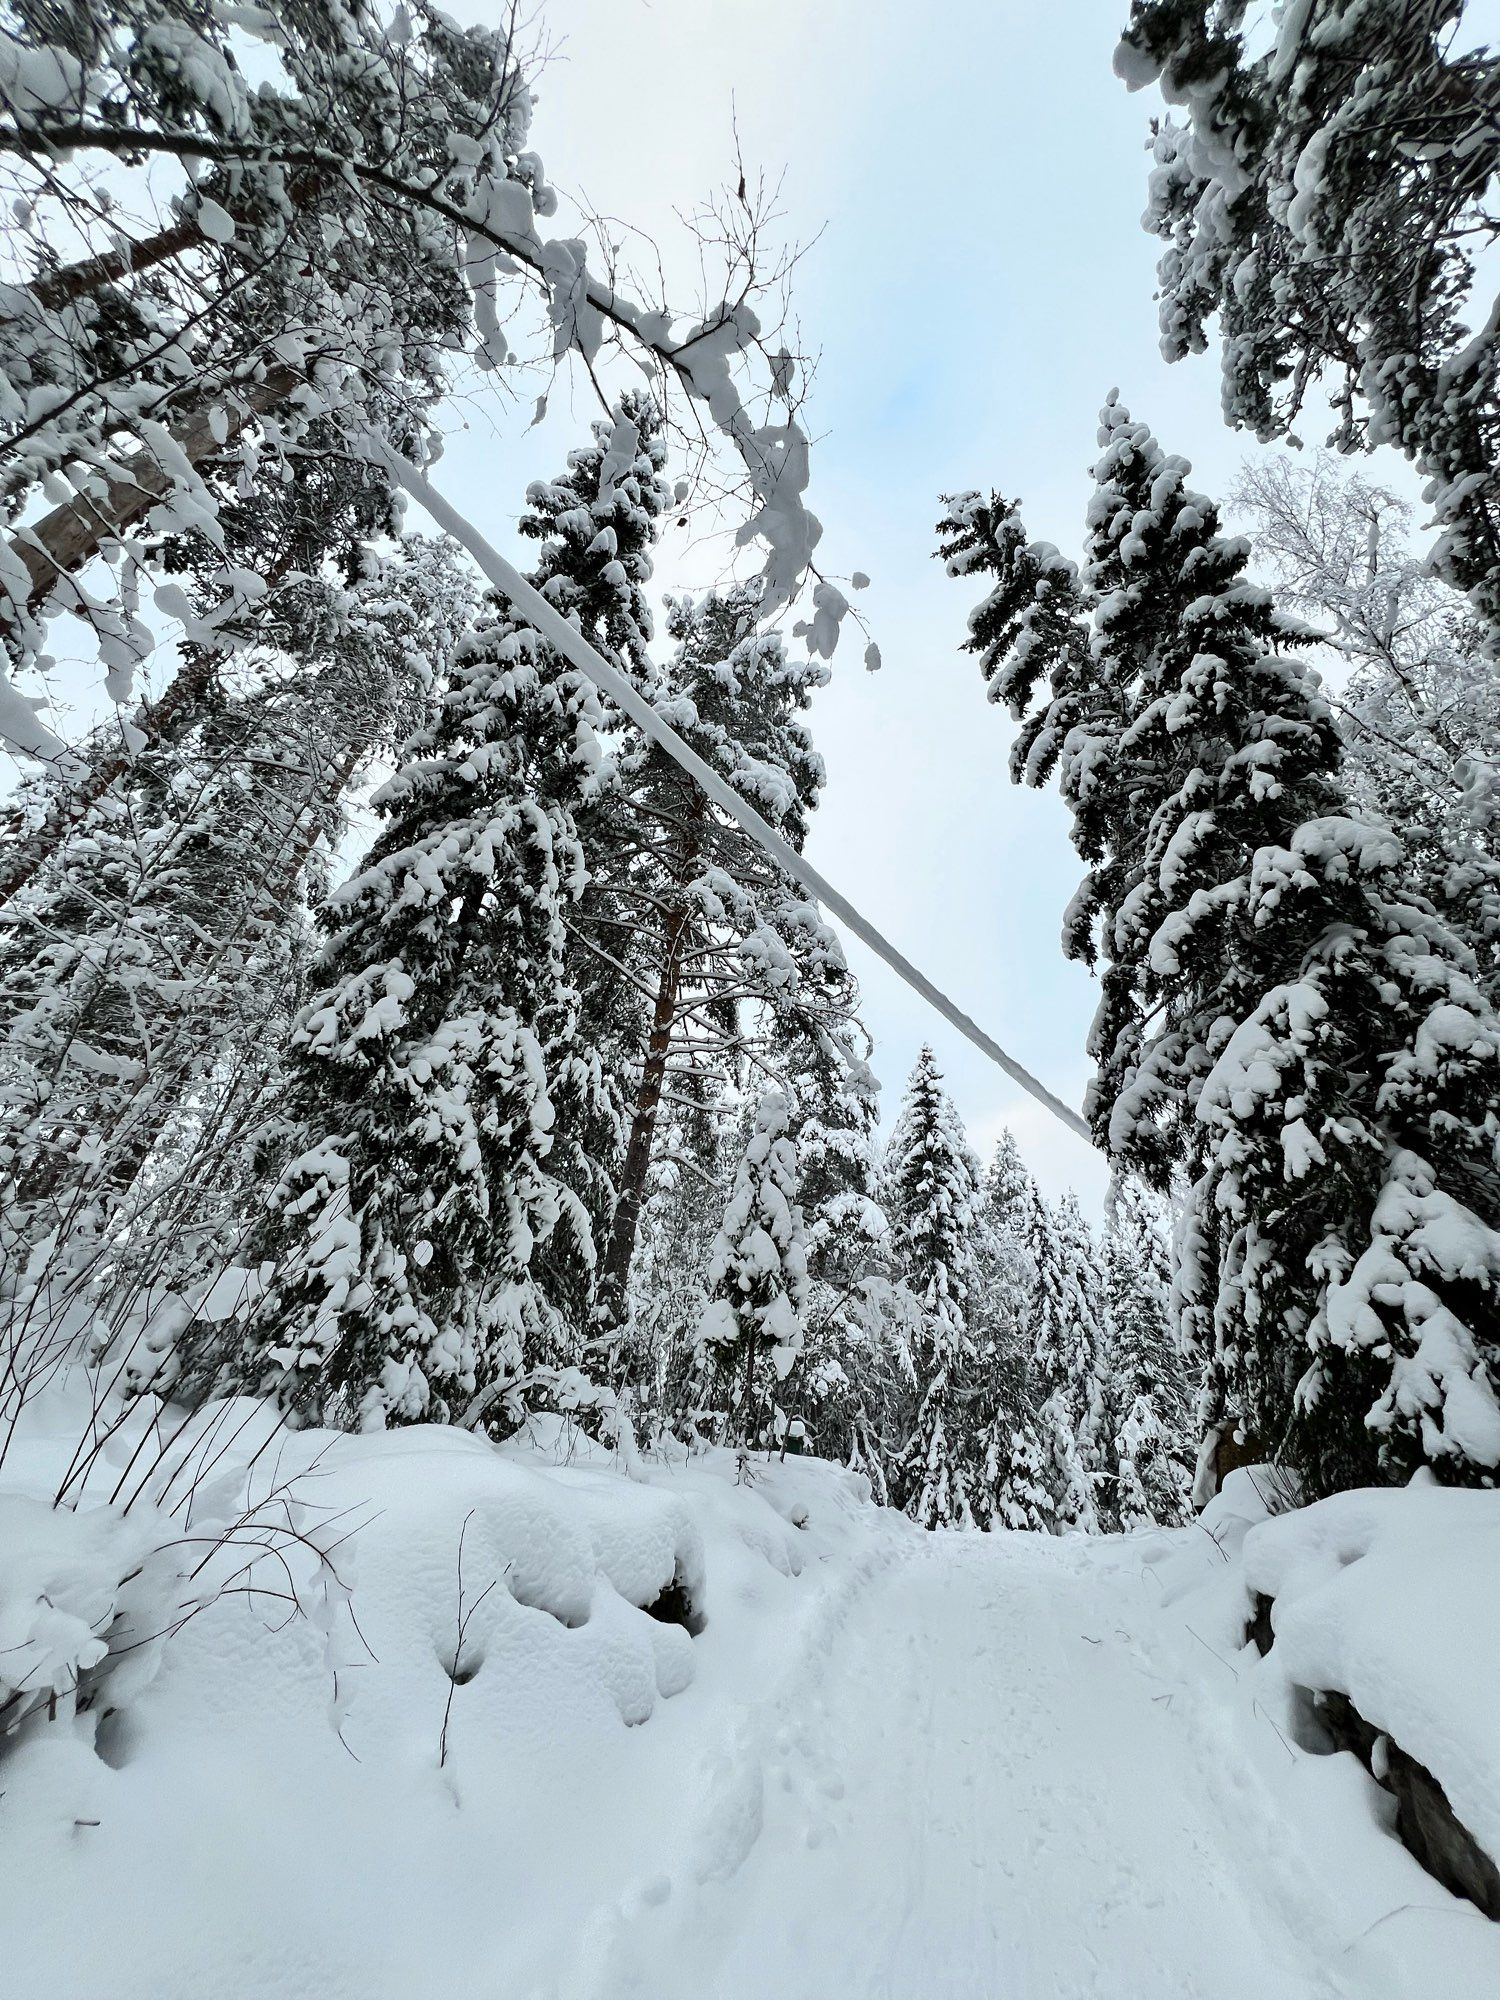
<box><xmin>1</xmin><ymin>3</ymin><xmax>1497</xmax><ymax>1994</ymax></box>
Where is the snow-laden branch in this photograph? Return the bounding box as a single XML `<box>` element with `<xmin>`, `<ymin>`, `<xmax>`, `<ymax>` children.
<box><xmin>365</xmin><ymin>435</ymin><xmax>1093</xmax><ymax>1147</ymax></box>
<box><xmin>0</xmin><ymin>116</ymin><xmax>832</xmax><ymax>634</ymax></box>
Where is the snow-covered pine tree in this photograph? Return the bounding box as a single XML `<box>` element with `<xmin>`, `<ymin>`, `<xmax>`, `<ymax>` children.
<box><xmin>590</xmin><ymin>584</ymin><xmax>855</xmax><ymax>1317</ymax></box>
<box><xmin>1116</xmin><ymin>0</ymin><xmax>1500</xmax><ymax>643</ymax></box>
<box><xmin>220</xmin><ymin>407</ymin><xmax>666</xmax><ymax>1430</ymax></box>
<box><xmin>885</xmin><ymin>1047</ymin><xmax>985</xmax><ymax>1529</ymax></box>
<box><xmin>0</xmin><ymin>0</ymin><xmax>840</xmax><ymax>938</ymax></box>
<box><xmin>944</xmin><ymin>399</ymin><xmax>1500</xmax><ymax>1497</ymax></box>
<box><xmin>0</xmin><ymin>0</ymin><xmax>546</xmax><ymax>798</ymax></box>
<box><xmin>697</xmin><ymin>1091</ymin><xmax>809</xmax><ymax>1446</ymax></box>
<box><xmin>1103</xmin><ymin>1177</ymin><xmax>1193</xmax><ymax>1530</ymax></box>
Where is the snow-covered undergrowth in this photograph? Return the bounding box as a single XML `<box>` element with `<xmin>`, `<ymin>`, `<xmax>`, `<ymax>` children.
<box><xmin>0</xmin><ymin>1376</ymin><xmax>907</xmax><ymax>2000</ymax></box>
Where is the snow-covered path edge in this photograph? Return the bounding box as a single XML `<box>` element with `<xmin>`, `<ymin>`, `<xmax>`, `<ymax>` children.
<box><xmin>550</xmin><ymin>1501</ymin><xmax>917</xmax><ymax>1999</ymax></box>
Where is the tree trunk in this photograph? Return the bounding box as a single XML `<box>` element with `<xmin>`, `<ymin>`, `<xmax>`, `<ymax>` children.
<box><xmin>19</xmin><ymin>216</ymin><xmax>206</xmax><ymax>316</ymax></box>
<box><xmin>2</xmin><ymin>359</ymin><xmax>302</xmax><ymax>622</ymax></box>
<box><xmin>597</xmin><ymin>895</ymin><xmax>693</xmax><ymax>1320</ymax></box>
<box><xmin>12</xmin><ymin>168</ymin><xmax>329</xmax><ymax>317</ymax></box>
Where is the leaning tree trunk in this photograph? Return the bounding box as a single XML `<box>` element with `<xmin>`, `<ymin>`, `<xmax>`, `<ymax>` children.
<box><xmin>1</xmin><ymin>361</ymin><xmax>302</xmax><ymax>623</ymax></box>
<box><xmin>0</xmin><ymin>364</ymin><xmax>310</xmax><ymax>905</ymax></box>
<box><xmin>16</xmin><ymin>215</ymin><xmax>207</xmax><ymax>316</ymax></box>
<box><xmin>11</xmin><ymin>169</ymin><xmax>327</xmax><ymax>317</ymax></box>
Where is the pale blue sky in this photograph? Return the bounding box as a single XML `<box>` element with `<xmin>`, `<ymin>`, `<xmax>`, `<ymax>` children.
<box><xmin>433</xmin><ymin>0</ymin><xmax>1337</xmax><ymax>1211</ymax></box>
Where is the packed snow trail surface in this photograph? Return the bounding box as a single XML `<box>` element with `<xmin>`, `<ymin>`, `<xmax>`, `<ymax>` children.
<box><xmin>599</xmin><ymin>1531</ymin><xmax>1348</xmax><ymax>2000</ymax></box>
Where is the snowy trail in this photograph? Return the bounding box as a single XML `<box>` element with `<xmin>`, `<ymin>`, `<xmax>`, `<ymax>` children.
<box><xmin>601</xmin><ymin>1532</ymin><xmax>1354</xmax><ymax>2000</ymax></box>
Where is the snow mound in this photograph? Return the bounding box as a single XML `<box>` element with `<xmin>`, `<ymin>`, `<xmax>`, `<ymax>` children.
<box><xmin>1129</xmin><ymin>1467</ymin><xmax>1500</xmax><ymax>1996</ymax></box>
<box><xmin>1245</xmin><ymin>1481</ymin><xmax>1500</xmax><ymax>1863</ymax></box>
<box><xmin>0</xmin><ymin>1378</ymin><xmax>897</xmax><ymax>2000</ymax></box>
<box><xmin>0</xmin><ymin>1495</ymin><xmax>157</xmax><ymax>1724</ymax></box>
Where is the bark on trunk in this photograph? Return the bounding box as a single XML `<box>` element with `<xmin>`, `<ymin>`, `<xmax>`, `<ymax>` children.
<box><xmin>19</xmin><ymin>216</ymin><xmax>206</xmax><ymax>316</ymax></box>
<box><xmin>597</xmin><ymin>895</ymin><xmax>693</xmax><ymax>1320</ymax></box>
<box><xmin>741</xmin><ymin>1326</ymin><xmax>759</xmax><ymax>1446</ymax></box>
<box><xmin>1</xmin><ymin>363</ymin><xmax>307</xmax><ymax>906</ymax></box>
<box><xmin>3</xmin><ymin>360</ymin><xmax>302</xmax><ymax>621</ymax></box>
<box><xmin>13</xmin><ymin>168</ymin><xmax>328</xmax><ymax>317</ymax></box>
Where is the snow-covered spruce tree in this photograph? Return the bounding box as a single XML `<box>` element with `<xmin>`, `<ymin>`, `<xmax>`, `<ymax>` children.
<box><xmin>972</xmin><ymin>1132</ymin><xmax>1034</xmax><ymax>1375</ymax></box>
<box><xmin>1021</xmin><ymin>1187</ymin><xmax>1105</xmax><ymax>1534</ymax></box>
<box><xmin>884</xmin><ymin>1047</ymin><xmax>985</xmax><ymax>1528</ymax></box>
<box><xmin>778</xmin><ymin>1029</ymin><xmax>889</xmax><ymax>1456</ymax></box>
<box><xmin>1103</xmin><ymin>1177</ymin><xmax>1193</xmax><ymax>1530</ymax></box>
<box><xmin>218</xmin><ymin>410</ymin><xmax>667</xmax><ymax>1430</ymax></box>
<box><xmin>984</xmin><ymin>1129</ymin><xmax>1032</xmax><ymax>1234</ymax></box>
<box><xmin>516</xmin><ymin>394</ymin><xmax>672</xmax><ymax>1308</ymax></box>
<box><xmin>590</xmin><ymin>583</ymin><xmax>855</xmax><ymax>1318</ymax></box>
<box><xmin>697</xmin><ymin>1091</ymin><xmax>809</xmax><ymax>1446</ymax></box>
<box><xmin>984</xmin><ymin>1407</ymin><xmax>1058</xmax><ymax>1534</ymax></box>
<box><xmin>791</xmin><ymin>1033</ymin><xmax>886</xmax><ymax>1295</ymax></box>
<box><xmin>1116</xmin><ymin>0</ymin><xmax>1500</xmax><ymax>643</ymax></box>
<box><xmin>943</xmin><ymin>400</ymin><xmax>1500</xmax><ymax>1496</ymax></box>
<box><xmin>964</xmin><ymin>1132</ymin><xmax>1037</xmax><ymax>1529</ymax></box>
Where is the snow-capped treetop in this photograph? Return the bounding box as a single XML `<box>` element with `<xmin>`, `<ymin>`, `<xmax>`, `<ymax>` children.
<box><xmin>983</xmin><ymin>1129</ymin><xmax>1032</xmax><ymax>1237</ymax></box>
<box><xmin>883</xmin><ymin>1046</ymin><xmax>984</xmax><ymax>1344</ymax></box>
<box><xmin>519</xmin><ymin>393</ymin><xmax>672</xmax><ymax>689</ymax></box>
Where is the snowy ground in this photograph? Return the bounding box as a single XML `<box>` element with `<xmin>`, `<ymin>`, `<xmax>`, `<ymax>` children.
<box><xmin>2</xmin><ymin>1382</ymin><xmax>1497</xmax><ymax>1999</ymax></box>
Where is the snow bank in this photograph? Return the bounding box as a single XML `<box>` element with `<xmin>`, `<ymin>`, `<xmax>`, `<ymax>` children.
<box><xmin>1129</xmin><ymin>1467</ymin><xmax>1500</xmax><ymax>1994</ymax></box>
<box><xmin>1244</xmin><ymin>1481</ymin><xmax>1500</xmax><ymax>1866</ymax></box>
<box><xmin>0</xmin><ymin>1375</ymin><xmax>899</xmax><ymax>2000</ymax></box>
<box><xmin>0</xmin><ymin>1494</ymin><xmax>159</xmax><ymax>1726</ymax></box>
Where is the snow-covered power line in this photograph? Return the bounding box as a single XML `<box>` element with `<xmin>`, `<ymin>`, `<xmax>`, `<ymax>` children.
<box><xmin>368</xmin><ymin>438</ymin><xmax>1094</xmax><ymax>1147</ymax></box>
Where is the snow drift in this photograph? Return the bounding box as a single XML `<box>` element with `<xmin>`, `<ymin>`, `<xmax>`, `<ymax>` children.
<box><xmin>0</xmin><ymin>1378</ymin><xmax>893</xmax><ymax>2000</ymax></box>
